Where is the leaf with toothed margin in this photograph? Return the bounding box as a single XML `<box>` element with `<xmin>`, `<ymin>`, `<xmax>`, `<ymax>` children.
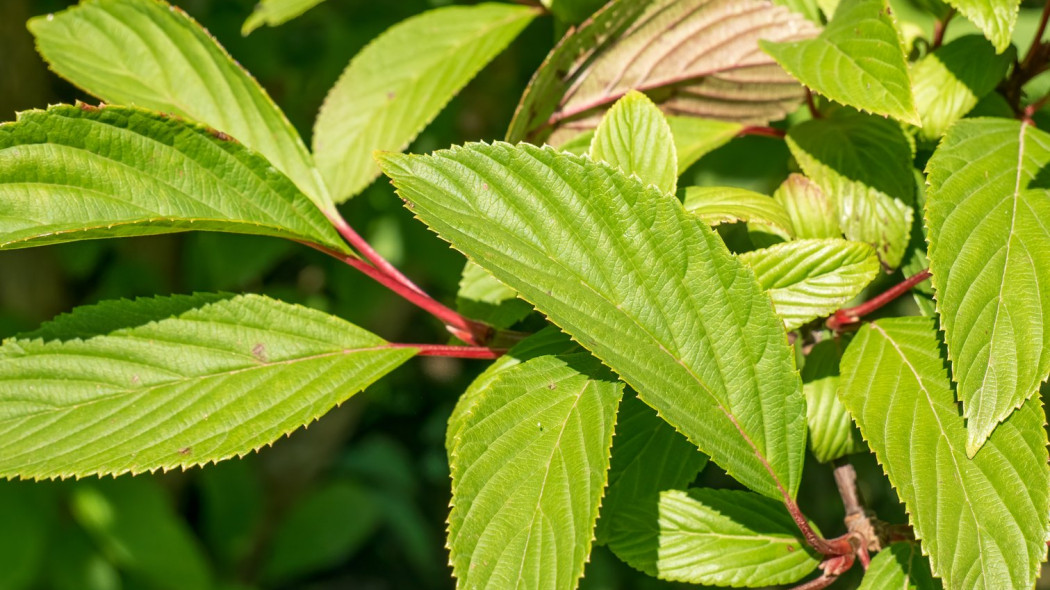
<box><xmin>839</xmin><ymin>317</ymin><xmax>1050</xmax><ymax>590</ymax></box>
<box><xmin>856</xmin><ymin>542</ymin><xmax>939</xmax><ymax>590</ymax></box>
<box><xmin>762</xmin><ymin>0</ymin><xmax>921</xmax><ymax>125</ymax></box>
<box><xmin>0</xmin><ymin>293</ymin><xmax>415</xmax><ymax>480</ymax></box>
<box><xmin>773</xmin><ymin>174</ymin><xmax>840</xmax><ymax>240</ymax></box>
<box><xmin>454</xmin><ymin>261</ymin><xmax>532</xmax><ymax>330</ymax></box>
<box><xmin>29</xmin><ymin>0</ymin><xmax>334</xmax><ymax>212</ymax></box>
<box><xmin>683</xmin><ymin>186</ymin><xmax>795</xmax><ymax>239</ymax></box>
<box><xmin>590</xmin><ymin>91</ymin><xmax>678</xmax><ymax>195</ymax></box>
<box><xmin>925</xmin><ymin>118</ymin><xmax>1050</xmax><ymax>455</ymax></box>
<box><xmin>447</xmin><ymin>341</ymin><xmax>622</xmax><ymax>590</ymax></box>
<box><xmin>379</xmin><ymin>142</ymin><xmax>806</xmax><ymax>501</ymax></box>
<box><xmin>242</xmin><ymin>0</ymin><xmax>328</xmax><ymax>34</ymax></box>
<box><xmin>0</xmin><ymin>105</ymin><xmax>348</xmax><ymax>254</ymax></box>
<box><xmin>942</xmin><ymin>0</ymin><xmax>1019</xmax><ymax>54</ymax></box>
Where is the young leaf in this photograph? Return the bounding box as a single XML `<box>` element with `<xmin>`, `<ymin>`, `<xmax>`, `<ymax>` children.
<box><xmin>943</xmin><ymin>0</ymin><xmax>1019</xmax><ymax>53</ymax></box>
<box><xmin>839</xmin><ymin>318</ymin><xmax>1050</xmax><ymax>590</ymax></box>
<box><xmin>925</xmin><ymin>118</ymin><xmax>1050</xmax><ymax>455</ymax></box>
<box><xmin>379</xmin><ymin>143</ymin><xmax>807</xmax><ymax>501</ymax></box>
<box><xmin>0</xmin><ymin>105</ymin><xmax>348</xmax><ymax>254</ymax></box>
<box><xmin>605</xmin><ymin>488</ymin><xmax>821</xmax><ymax>586</ymax></box>
<box><xmin>590</xmin><ymin>91</ymin><xmax>678</xmax><ymax>195</ymax></box>
<box><xmin>242</xmin><ymin>0</ymin><xmax>328</xmax><ymax>35</ymax></box>
<box><xmin>762</xmin><ymin>0</ymin><xmax>921</xmax><ymax>125</ymax></box>
<box><xmin>507</xmin><ymin>0</ymin><xmax>819</xmax><ymax>145</ymax></box>
<box><xmin>912</xmin><ymin>36</ymin><xmax>1014</xmax><ymax>141</ymax></box>
<box><xmin>666</xmin><ymin>115</ymin><xmax>743</xmax><ymax>174</ymax></box>
<box><xmin>447</xmin><ymin>351</ymin><xmax>622</xmax><ymax>590</ymax></box>
<box><xmin>801</xmin><ymin>341</ymin><xmax>863</xmax><ymax>463</ymax></box>
<box><xmin>857</xmin><ymin>542</ymin><xmax>939</xmax><ymax>590</ymax></box>
<box><xmin>740</xmin><ymin>239</ymin><xmax>880</xmax><ymax>330</ymax></box>
<box><xmin>455</xmin><ymin>261</ymin><xmax>532</xmax><ymax>330</ymax></box>
<box><xmin>29</xmin><ymin>0</ymin><xmax>333</xmax><ymax>212</ymax></box>
<box><xmin>786</xmin><ymin>109</ymin><xmax>915</xmax><ymax>268</ymax></box>
<box><xmin>313</xmin><ymin>3</ymin><xmax>536</xmax><ymax>203</ymax></box>
<box><xmin>682</xmin><ymin>186</ymin><xmax>795</xmax><ymax>239</ymax></box>
<box><xmin>0</xmin><ymin>293</ymin><xmax>416</xmax><ymax>479</ymax></box>
<box><xmin>774</xmin><ymin>173</ymin><xmax>841</xmax><ymax>240</ymax></box>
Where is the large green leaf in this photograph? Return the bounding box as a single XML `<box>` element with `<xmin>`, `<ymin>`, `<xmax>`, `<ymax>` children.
<box><xmin>944</xmin><ymin>0</ymin><xmax>1020</xmax><ymax>53</ymax></box>
<box><xmin>740</xmin><ymin>239</ymin><xmax>880</xmax><ymax>330</ymax></box>
<box><xmin>447</xmin><ymin>350</ymin><xmax>622</xmax><ymax>590</ymax></box>
<box><xmin>762</xmin><ymin>0</ymin><xmax>920</xmax><ymax>125</ymax></box>
<box><xmin>857</xmin><ymin>542</ymin><xmax>939</xmax><ymax>590</ymax></box>
<box><xmin>606</xmin><ymin>488</ymin><xmax>820</xmax><ymax>586</ymax></box>
<box><xmin>666</xmin><ymin>115</ymin><xmax>743</xmax><ymax>174</ymax></box>
<box><xmin>786</xmin><ymin>109</ymin><xmax>915</xmax><ymax>268</ymax></box>
<box><xmin>801</xmin><ymin>341</ymin><xmax>863</xmax><ymax>463</ymax></box>
<box><xmin>507</xmin><ymin>0</ymin><xmax>818</xmax><ymax>145</ymax></box>
<box><xmin>911</xmin><ymin>36</ymin><xmax>1013</xmax><ymax>141</ymax></box>
<box><xmin>380</xmin><ymin>143</ymin><xmax>806</xmax><ymax>501</ymax></box>
<box><xmin>29</xmin><ymin>0</ymin><xmax>333</xmax><ymax>212</ymax></box>
<box><xmin>313</xmin><ymin>3</ymin><xmax>535</xmax><ymax>203</ymax></box>
<box><xmin>925</xmin><ymin>118</ymin><xmax>1050</xmax><ymax>455</ymax></box>
<box><xmin>0</xmin><ymin>293</ymin><xmax>415</xmax><ymax>479</ymax></box>
<box><xmin>0</xmin><ymin>105</ymin><xmax>348</xmax><ymax>253</ymax></box>
<box><xmin>773</xmin><ymin>173</ymin><xmax>841</xmax><ymax>239</ymax></box>
<box><xmin>839</xmin><ymin>318</ymin><xmax>1050</xmax><ymax>590</ymax></box>
<box><xmin>590</xmin><ymin>91</ymin><xmax>677</xmax><ymax>195</ymax></box>
<box><xmin>682</xmin><ymin>186</ymin><xmax>795</xmax><ymax>239</ymax></box>
<box><xmin>242</xmin><ymin>0</ymin><xmax>328</xmax><ymax>34</ymax></box>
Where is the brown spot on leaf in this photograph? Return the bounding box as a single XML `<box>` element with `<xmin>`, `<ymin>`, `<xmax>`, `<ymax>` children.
<box><xmin>252</xmin><ymin>343</ymin><xmax>268</xmax><ymax>363</ymax></box>
<box><xmin>178</xmin><ymin>447</ymin><xmax>192</xmax><ymax>456</ymax></box>
<box><xmin>78</xmin><ymin>102</ymin><xmax>100</xmax><ymax>112</ymax></box>
<box><xmin>207</xmin><ymin>128</ymin><xmax>237</xmax><ymax>143</ymax></box>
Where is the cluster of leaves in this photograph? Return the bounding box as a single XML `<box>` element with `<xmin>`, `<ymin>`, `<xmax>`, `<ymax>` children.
<box><xmin>3</xmin><ymin>0</ymin><xmax>1050</xmax><ymax>588</ymax></box>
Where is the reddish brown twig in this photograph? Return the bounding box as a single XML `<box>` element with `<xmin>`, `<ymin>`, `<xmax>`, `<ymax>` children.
<box><xmin>827</xmin><ymin>269</ymin><xmax>931</xmax><ymax>331</ymax></box>
<box><xmin>931</xmin><ymin>8</ymin><xmax>955</xmax><ymax>50</ymax></box>
<box><xmin>389</xmin><ymin>343</ymin><xmax>507</xmax><ymax>359</ymax></box>
<box><xmin>738</xmin><ymin>125</ymin><xmax>786</xmax><ymax>139</ymax></box>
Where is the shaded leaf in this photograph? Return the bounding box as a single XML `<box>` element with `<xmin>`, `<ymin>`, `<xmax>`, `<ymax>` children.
<box><xmin>29</xmin><ymin>0</ymin><xmax>333</xmax><ymax>211</ymax></box>
<box><xmin>762</xmin><ymin>0</ymin><xmax>920</xmax><ymax>124</ymax></box>
<box><xmin>666</xmin><ymin>115</ymin><xmax>742</xmax><ymax>174</ymax></box>
<box><xmin>683</xmin><ymin>186</ymin><xmax>795</xmax><ymax>238</ymax></box>
<box><xmin>772</xmin><ymin>0</ymin><xmax>823</xmax><ymax>22</ymax></box>
<box><xmin>944</xmin><ymin>0</ymin><xmax>1020</xmax><ymax>53</ymax></box>
<box><xmin>606</xmin><ymin>488</ymin><xmax>820</xmax><ymax>586</ymax></box>
<box><xmin>857</xmin><ymin>542</ymin><xmax>940</xmax><ymax>590</ymax></box>
<box><xmin>924</xmin><ymin>118</ymin><xmax>1050</xmax><ymax>454</ymax></box>
<box><xmin>590</xmin><ymin>91</ymin><xmax>678</xmax><ymax>194</ymax></box>
<box><xmin>773</xmin><ymin>173</ymin><xmax>841</xmax><ymax>239</ymax></box>
<box><xmin>801</xmin><ymin>341</ymin><xmax>863</xmax><ymax>463</ymax></box>
<box><xmin>543</xmin><ymin>0</ymin><xmax>608</xmax><ymax>24</ymax></box>
<box><xmin>740</xmin><ymin>239</ymin><xmax>880</xmax><ymax>330</ymax></box>
<box><xmin>455</xmin><ymin>261</ymin><xmax>532</xmax><ymax>330</ymax></box>
<box><xmin>380</xmin><ymin>143</ymin><xmax>806</xmax><ymax>500</ymax></box>
<box><xmin>0</xmin><ymin>293</ymin><xmax>415</xmax><ymax>479</ymax></box>
<box><xmin>0</xmin><ymin>105</ymin><xmax>347</xmax><ymax>253</ymax></box>
<box><xmin>839</xmin><ymin>317</ymin><xmax>1050</xmax><ymax>590</ymax></box>
<box><xmin>242</xmin><ymin>0</ymin><xmax>327</xmax><ymax>34</ymax></box>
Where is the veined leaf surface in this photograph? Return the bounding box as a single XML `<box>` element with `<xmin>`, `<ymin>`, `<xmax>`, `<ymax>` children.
<box><xmin>448</xmin><ymin>351</ymin><xmax>622</xmax><ymax>590</ymax></box>
<box><xmin>773</xmin><ymin>173</ymin><xmax>840</xmax><ymax>239</ymax></box>
<box><xmin>455</xmin><ymin>261</ymin><xmax>532</xmax><ymax>330</ymax></box>
<box><xmin>925</xmin><ymin>118</ymin><xmax>1050</xmax><ymax>454</ymax></box>
<box><xmin>944</xmin><ymin>0</ymin><xmax>1019</xmax><ymax>53</ymax></box>
<box><xmin>0</xmin><ymin>293</ymin><xmax>416</xmax><ymax>479</ymax></box>
<box><xmin>801</xmin><ymin>341</ymin><xmax>863</xmax><ymax>463</ymax></box>
<box><xmin>856</xmin><ymin>542</ymin><xmax>939</xmax><ymax>590</ymax></box>
<box><xmin>666</xmin><ymin>116</ymin><xmax>742</xmax><ymax>174</ymax></box>
<box><xmin>839</xmin><ymin>318</ymin><xmax>1050</xmax><ymax>590</ymax></box>
<box><xmin>29</xmin><ymin>0</ymin><xmax>333</xmax><ymax>211</ymax></box>
<box><xmin>380</xmin><ymin>143</ymin><xmax>807</xmax><ymax>501</ymax></box>
<box><xmin>313</xmin><ymin>3</ymin><xmax>536</xmax><ymax>203</ymax></box>
<box><xmin>762</xmin><ymin>0</ymin><xmax>920</xmax><ymax>125</ymax></box>
<box><xmin>242</xmin><ymin>0</ymin><xmax>328</xmax><ymax>34</ymax></box>
<box><xmin>0</xmin><ymin>105</ymin><xmax>347</xmax><ymax>253</ymax></box>
<box><xmin>683</xmin><ymin>186</ymin><xmax>795</xmax><ymax>239</ymax></box>
<box><xmin>590</xmin><ymin>91</ymin><xmax>677</xmax><ymax>195</ymax></box>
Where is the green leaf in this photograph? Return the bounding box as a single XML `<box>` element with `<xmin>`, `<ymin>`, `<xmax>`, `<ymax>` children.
<box><xmin>773</xmin><ymin>173</ymin><xmax>841</xmax><ymax>239</ymax></box>
<box><xmin>857</xmin><ymin>543</ymin><xmax>940</xmax><ymax>590</ymax></box>
<box><xmin>0</xmin><ymin>293</ymin><xmax>415</xmax><ymax>479</ymax></box>
<box><xmin>839</xmin><ymin>318</ymin><xmax>1050</xmax><ymax>590</ymax></box>
<box><xmin>943</xmin><ymin>0</ymin><xmax>1020</xmax><ymax>53</ymax></box>
<box><xmin>313</xmin><ymin>3</ymin><xmax>536</xmax><ymax>203</ymax></box>
<box><xmin>772</xmin><ymin>0</ymin><xmax>824</xmax><ymax>22</ymax></box>
<box><xmin>595</xmin><ymin>394</ymin><xmax>708</xmax><ymax>545</ymax></box>
<box><xmin>762</xmin><ymin>0</ymin><xmax>921</xmax><ymax>125</ymax></box>
<box><xmin>786</xmin><ymin>109</ymin><xmax>915</xmax><ymax>268</ymax></box>
<box><xmin>447</xmin><ymin>351</ymin><xmax>623</xmax><ymax>590</ymax></box>
<box><xmin>682</xmin><ymin>186</ymin><xmax>795</xmax><ymax>239</ymax></box>
<box><xmin>29</xmin><ymin>0</ymin><xmax>333</xmax><ymax>212</ymax></box>
<box><xmin>924</xmin><ymin>118</ymin><xmax>1050</xmax><ymax>455</ymax></box>
<box><xmin>380</xmin><ymin>143</ymin><xmax>806</xmax><ymax>501</ymax></box>
<box><xmin>801</xmin><ymin>341</ymin><xmax>863</xmax><ymax>463</ymax></box>
<box><xmin>590</xmin><ymin>91</ymin><xmax>678</xmax><ymax>195</ymax></box>
<box><xmin>507</xmin><ymin>0</ymin><xmax>819</xmax><ymax>144</ymax></box>
<box><xmin>740</xmin><ymin>239</ymin><xmax>880</xmax><ymax>330</ymax></box>
<box><xmin>666</xmin><ymin>115</ymin><xmax>743</xmax><ymax>174</ymax></box>
<box><xmin>0</xmin><ymin>105</ymin><xmax>348</xmax><ymax>254</ymax></box>
<box><xmin>543</xmin><ymin>0</ymin><xmax>607</xmax><ymax>24</ymax></box>
<box><xmin>912</xmin><ymin>36</ymin><xmax>1014</xmax><ymax>141</ymax></box>
<box><xmin>455</xmin><ymin>261</ymin><xmax>532</xmax><ymax>330</ymax></box>
<box><xmin>242</xmin><ymin>0</ymin><xmax>328</xmax><ymax>34</ymax></box>
<box><xmin>606</xmin><ymin>488</ymin><xmax>821</xmax><ymax>586</ymax></box>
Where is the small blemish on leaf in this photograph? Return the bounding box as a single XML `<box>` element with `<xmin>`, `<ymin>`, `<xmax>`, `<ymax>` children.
<box><xmin>78</xmin><ymin>103</ymin><xmax>99</xmax><ymax>112</ymax></box>
<box><xmin>547</xmin><ymin>382</ymin><xmax>557</xmax><ymax>390</ymax></box>
<box><xmin>178</xmin><ymin>447</ymin><xmax>192</xmax><ymax>456</ymax></box>
<box><xmin>252</xmin><ymin>343</ymin><xmax>268</xmax><ymax>362</ymax></box>
<box><xmin>131</xmin><ymin>374</ymin><xmax>140</xmax><ymax>385</ymax></box>
<box><xmin>208</xmin><ymin>128</ymin><xmax>236</xmax><ymax>142</ymax></box>
<box><xmin>387</xmin><ymin>91</ymin><xmax>396</xmax><ymax>100</ymax></box>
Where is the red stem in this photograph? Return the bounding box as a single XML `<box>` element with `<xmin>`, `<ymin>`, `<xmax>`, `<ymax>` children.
<box><xmin>827</xmin><ymin>269</ymin><xmax>931</xmax><ymax>331</ymax></box>
<box><xmin>390</xmin><ymin>343</ymin><xmax>507</xmax><ymax>359</ymax></box>
<box><xmin>789</xmin><ymin>575</ymin><xmax>838</xmax><ymax>590</ymax></box>
<box><xmin>327</xmin><ymin>212</ymin><xmax>429</xmax><ymax>297</ymax></box>
<box><xmin>1024</xmin><ymin>0</ymin><xmax>1050</xmax><ymax>71</ymax></box>
<box><xmin>805</xmin><ymin>89</ymin><xmax>822</xmax><ymax>119</ymax></box>
<box><xmin>931</xmin><ymin>8</ymin><xmax>954</xmax><ymax>49</ymax></box>
<box><xmin>737</xmin><ymin>125</ymin><xmax>786</xmax><ymax>139</ymax></box>
<box><xmin>784</xmin><ymin>497</ymin><xmax>853</xmax><ymax>557</ymax></box>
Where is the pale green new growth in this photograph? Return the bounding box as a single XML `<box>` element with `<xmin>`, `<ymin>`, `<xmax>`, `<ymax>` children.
<box><xmin>313</xmin><ymin>3</ymin><xmax>535</xmax><ymax>203</ymax></box>
<box><xmin>740</xmin><ymin>239</ymin><xmax>880</xmax><ymax>331</ymax></box>
<box><xmin>773</xmin><ymin>174</ymin><xmax>841</xmax><ymax>240</ymax></box>
<box><xmin>925</xmin><ymin>118</ymin><xmax>1050</xmax><ymax>455</ymax></box>
<box><xmin>379</xmin><ymin>143</ymin><xmax>806</xmax><ymax>501</ymax></box>
<box><xmin>666</xmin><ymin>116</ymin><xmax>743</xmax><ymax>174</ymax></box>
<box><xmin>857</xmin><ymin>543</ymin><xmax>938</xmax><ymax>590</ymax></box>
<box><xmin>839</xmin><ymin>318</ymin><xmax>1050</xmax><ymax>590</ymax></box>
<box><xmin>29</xmin><ymin>0</ymin><xmax>333</xmax><ymax>212</ymax></box>
<box><xmin>801</xmin><ymin>341</ymin><xmax>863</xmax><ymax>463</ymax></box>
<box><xmin>944</xmin><ymin>0</ymin><xmax>1020</xmax><ymax>53</ymax></box>
<box><xmin>683</xmin><ymin>186</ymin><xmax>795</xmax><ymax>239</ymax></box>
<box><xmin>590</xmin><ymin>91</ymin><xmax>678</xmax><ymax>195</ymax></box>
<box><xmin>447</xmin><ymin>351</ymin><xmax>622</xmax><ymax>590</ymax></box>
<box><xmin>762</xmin><ymin>0</ymin><xmax>921</xmax><ymax>125</ymax></box>
<box><xmin>606</xmin><ymin>489</ymin><xmax>820</xmax><ymax>586</ymax></box>
<box><xmin>0</xmin><ymin>293</ymin><xmax>416</xmax><ymax>480</ymax></box>
<box><xmin>0</xmin><ymin>105</ymin><xmax>348</xmax><ymax>254</ymax></box>
<box><xmin>242</xmin><ymin>0</ymin><xmax>328</xmax><ymax>35</ymax></box>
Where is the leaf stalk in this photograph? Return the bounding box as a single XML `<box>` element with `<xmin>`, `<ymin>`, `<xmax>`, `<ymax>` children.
<box><xmin>827</xmin><ymin>268</ymin><xmax>931</xmax><ymax>330</ymax></box>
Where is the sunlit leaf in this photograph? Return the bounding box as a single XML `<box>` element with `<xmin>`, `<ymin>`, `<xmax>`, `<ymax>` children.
<box><xmin>590</xmin><ymin>91</ymin><xmax>678</xmax><ymax>195</ymax></box>
<box><xmin>801</xmin><ymin>341</ymin><xmax>863</xmax><ymax>463</ymax></box>
<box><xmin>857</xmin><ymin>542</ymin><xmax>940</xmax><ymax>590</ymax></box>
<box><xmin>773</xmin><ymin>173</ymin><xmax>841</xmax><ymax>239</ymax></box>
<box><xmin>242</xmin><ymin>0</ymin><xmax>328</xmax><ymax>34</ymax></box>
<box><xmin>666</xmin><ymin>115</ymin><xmax>743</xmax><ymax>174</ymax></box>
<box><xmin>943</xmin><ymin>0</ymin><xmax>1020</xmax><ymax>53</ymax></box>
<box><xmin>683</xmin><ymin>186</ymin><xmax>795</xmax><ymax>239</ymax></box>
